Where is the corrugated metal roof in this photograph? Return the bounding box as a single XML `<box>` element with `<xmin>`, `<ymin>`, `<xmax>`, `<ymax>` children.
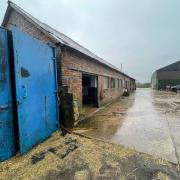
<box><xmin>2</xmin><ymin>1</ymin><xmax>135</xmax><ymax>80</ymax></box>
<box><xmin>157</xmin><ymin>61</ymin><xmax>180</xmax><ymax>72</ymax></box>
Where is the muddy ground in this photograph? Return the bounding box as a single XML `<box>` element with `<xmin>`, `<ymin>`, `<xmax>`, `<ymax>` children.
<box><xmin>0</xmin><ymin>132</ymin><xmax>180</xmax><ymax>180</ymax></box>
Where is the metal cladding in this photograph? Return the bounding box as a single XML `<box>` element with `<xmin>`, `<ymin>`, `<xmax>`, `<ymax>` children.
<box><xmin>0</xmin><ymin>27</ymin><xmax>16</xmax><ymax>161</ymax></box>
<box><xmin>0</xmin><ymin>27</ymin><xmax>59</xmax><ymax>160</ymax></box>
<box><xmin>12</xmin><ymin>27</ymin><xmax>59</xmax><ymax>154</ymax></box>
<box><xmin>151</xmin><ymin>61</ymin><xmax>180</xmax><ymax>90</ymax></box>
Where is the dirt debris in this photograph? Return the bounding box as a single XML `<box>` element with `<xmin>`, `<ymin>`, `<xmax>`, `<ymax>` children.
<box><xmin>0</xmin><ymin>132</ymin><xmax>180</xmax><ymax>180</ymax></box>
<box><xmin>31</xmin><ymin>151</ymin><xmax>46</xmax><ymax>164</ymax></box>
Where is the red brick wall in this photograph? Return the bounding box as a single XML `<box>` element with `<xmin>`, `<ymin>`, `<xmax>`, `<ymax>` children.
<box><xmin>6</xmin><ymin>10</ymin><xmax>51</xmax><ymax>43</ymax></box>
<box><xmin>5</xmin><ymin>10</ymin><xmax>63</xmax><ymax>87</ymax></box>
<box><xmin>61</xmin><ymin>48</ymin><xmax>126</xmax><ymax>109</ymax></box>
<box><xmin>4</xmin><ymin>9</ymin><xmax>134</xmax><ymax>117</ymax></box>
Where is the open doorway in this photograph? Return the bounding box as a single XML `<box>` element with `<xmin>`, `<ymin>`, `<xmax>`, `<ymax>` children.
<box><xmin>82</xmin><ymin>73</ymin><xmax>98</xmax><ymax>107</ymax></box>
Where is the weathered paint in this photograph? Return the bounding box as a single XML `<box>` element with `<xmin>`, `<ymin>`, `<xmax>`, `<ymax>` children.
<box><xmin>0</xmin><ymin>27</ymin><xmax>16</xmax><ymax>161</ymax></box>
<box><xmin>12</xmin><ymin>27</ymin><xmax>59</xmax><ymax>154</ymax></box>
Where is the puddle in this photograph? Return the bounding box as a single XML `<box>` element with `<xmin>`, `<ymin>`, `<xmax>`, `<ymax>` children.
<box><xmin>78</xmin><ymin>89</ymin><xmax>180</xmax><ymax>164</ymax></box>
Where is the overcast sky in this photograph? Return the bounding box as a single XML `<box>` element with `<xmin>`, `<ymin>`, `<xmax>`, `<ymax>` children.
<box><xmin>1</xmin><ymin>0</ymin><xmax>180</xmax><ymax>82</ymax></box>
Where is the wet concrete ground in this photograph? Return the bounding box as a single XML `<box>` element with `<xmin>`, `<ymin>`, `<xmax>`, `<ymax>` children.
<box><xmin>78</xmin><ymin>89</ymin><xmax>180</xmax><ymax>164</ymax></box>
<box><xmin>1</xmin><ymin>89</ymin><xmax>180</xmax><ymax>179</ymax></box>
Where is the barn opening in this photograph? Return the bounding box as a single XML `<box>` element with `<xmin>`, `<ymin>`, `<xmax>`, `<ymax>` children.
<box><xmin>82</xmin><ymin>73</ymin><xmax>98</xmax><ymax>106</ymax></box>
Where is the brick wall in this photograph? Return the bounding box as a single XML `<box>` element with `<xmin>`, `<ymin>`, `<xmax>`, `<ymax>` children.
<box><xmin>61</xmin><ymin>47</ymin><xmax>126</xmax><ymax>109</ymax></box>
<box><xmin>6</xmin><ymin>10</ymin><xmax>51</xmax><ymax>43</ymax></box>
<box><xmin>5</xmin><ymin>10</ymin><xmax>63</xmax><ymax>87</ymax></box>
<box><xmin>4</xmin><ymin>9</ymin><xmax>134</xmax><ymax>125</ymax></box>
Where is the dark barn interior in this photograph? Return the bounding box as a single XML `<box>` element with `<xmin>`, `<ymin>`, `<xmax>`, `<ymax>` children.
<box><xmin>82</xmin><ymin>74</ymin><xmax>98</xmax><ymax>106</ymax></box>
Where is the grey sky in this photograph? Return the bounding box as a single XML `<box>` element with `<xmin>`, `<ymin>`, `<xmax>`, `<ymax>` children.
<box><xmin>1</xmin><ymin>0</ymin><xmax>180</xmax><ymax>82</ymax></box>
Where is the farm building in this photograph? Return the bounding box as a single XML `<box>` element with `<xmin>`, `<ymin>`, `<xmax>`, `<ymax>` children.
<box><xmin>151</xmin><ymin>61</ymin><xmax>180</xmax><ymax>90</ymax></box>
<box><xmin>2</xmin><ymin>1</ymin><xmax>135</xmax><ymax>127</ymax></box>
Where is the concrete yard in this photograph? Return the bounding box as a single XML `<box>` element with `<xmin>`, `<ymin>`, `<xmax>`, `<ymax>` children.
<box><xmin>1</xmin><ymin>89</ymin><xmax>180</xmax><ymax>180</ymax></box>
<box><xmin>78</xmin><ymin>89</ymin><xmax>180</xmax><ymax>164</ymax></box>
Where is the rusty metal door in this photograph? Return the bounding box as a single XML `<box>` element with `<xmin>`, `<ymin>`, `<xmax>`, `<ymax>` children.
<box><xmin>0</xmin><ymin>27</ymin><xmax>16</xmax><ymax>161</ymax></box>
<box><xmin>12</xmin><ymin>27</ymin><xmax>58</xmax><ymax>154</ymax></box>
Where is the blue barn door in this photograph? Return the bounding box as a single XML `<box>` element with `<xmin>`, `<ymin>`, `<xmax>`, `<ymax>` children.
<box><xmin>0</xmin><ymin>27</ymin><xmax>16</xmax><ymax>161</ymax></box>
<box><xmin>12</xmin><ymin>27</ymin><xmax>59</xmax><ymax>154</ymax></box>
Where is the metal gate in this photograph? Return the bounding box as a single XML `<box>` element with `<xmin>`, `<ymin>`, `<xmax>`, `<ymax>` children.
<box><xmin>12</xmin><ymin>27</ymin><xmax>59</xmax><ymax>154</ymax></box>
<box><xmin>0</xmin><ymin>27</ymin><xmax>16</xmax><ymax>161</ymax></box>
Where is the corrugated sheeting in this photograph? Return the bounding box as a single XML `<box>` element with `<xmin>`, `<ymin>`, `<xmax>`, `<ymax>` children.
<box><xmin>157</xmin><ymin>61</ymin><xmax>180</xmax><ymax>72</ymax></box>
<box><xmin>158</xmin><ymin>79</ymin><xmax>180</xmax><ymax>90</ymax></box>
<box><xmin>151</xmin><ymin>61</ymin><xmax>180</xmax><ymax>89</ymax></box>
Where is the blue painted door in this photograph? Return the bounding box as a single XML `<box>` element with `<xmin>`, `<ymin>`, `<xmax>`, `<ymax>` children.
<box><xmin>0</xmin><ymin>27</ymin><xmax>16</xmax><ymax>161</ymax></box>
<box><xmin>12</xmin><ymin>27</ymin><xmax>58</xmax><ymax>154</ymax></box>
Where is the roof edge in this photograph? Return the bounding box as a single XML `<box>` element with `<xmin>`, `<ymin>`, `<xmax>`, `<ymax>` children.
<box><xmin>3</xmin><ymin>1</ymin><xmax>59</xmax><ymax>44</ymax></box>
<box><xmin>157</xmin><ymin>60</ymin><xmax>180</xmax><ymax>72</ymax></box>
<box><xmin>1</xmin><ymin>1</ymin><xmax>11</xmax><ymax>26</ymax></box>
<box><xmin>2</xmin><ymin>1</ymin><xmax>135</xmax><ymax>80</ymax></box>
